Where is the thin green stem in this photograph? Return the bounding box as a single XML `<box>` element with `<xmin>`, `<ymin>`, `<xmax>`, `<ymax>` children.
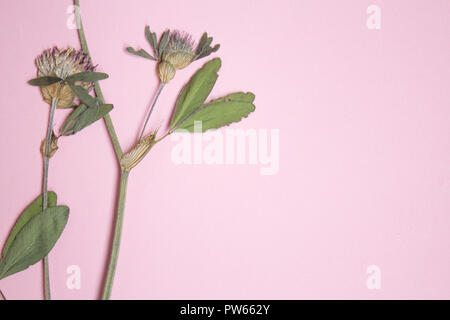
<box><xmin>102</xmin><ymin>170</ymin><xmax>129</xmax><ymax>300</ymax></box>
<box><xmin>74</xmin><ymin>0</ymin><xmax>128</xmax><ymax>300</ymax></box>
<box><xmin>74</xmin><ymin>0</ymin><xmax>122</xmax><ymax>160</ymax></box>
<box><xmin>0</xmin><ymin>289</ymin><xmax>6</xmax><ymax>300</ymax></box>
<box><xmin>139</xmin><ymin>82</ymin><xmax>165</xmax><ymax>142</ymax></box>
<box><xmin>41</xmin><ymin>96</ymin><xmax>58</xmax><ymax>300</ymax></box>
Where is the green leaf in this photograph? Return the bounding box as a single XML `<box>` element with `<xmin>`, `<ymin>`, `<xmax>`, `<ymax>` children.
<box><xmin>176</xmin><ymin>92</ymin><xmax>256</xmax><ymax>132</ymax></box>
<box><xmin>126</xmin><ymin>47</ymin><xmax>156</xmax><ymax>61</ymax></box>
<box><xmin>2</xmin><ymin>192</ymin><xmax>57</xmax><ymax>258</ymax></box>
<box><xmin>197</xmin><ymin>44</ymin><xmax>220</xmax><ymax>60</ymax></box>
<box><xmin>170</xmin><ymin>58</ymin><xmax>221</xmax><ymax>130</ymax></box>
<box><xmin>74</xmin><ymin>104</ymin><xmax>113</xmax><ymax>133</ymax></box>
<box><xmin>61</xmin><ymin>104</ymin><xmax>113</xmax><ymax>136</ymax></box>
<box><xmin>145</xmin><ymin>26</ymin><xmax>158</xmax><ymax>57</ymax></box>
<box><xmin>65</xmin><ymin>71</ymin><xmax>109</xmax><ymax>83</ymax></box>
<box><xmin>60</xmin><ymin>104</ymin><xmax>89</xmax><ymax>136</ymax></box>
<box><xmin>195</xmin><ymin>33</ymin><xmax>209</xmax><ymax>56</ymax></box>
<box><xmin>158</xmin><ymin>30</ymin><xmax>170</xmax><ymax>58</ymax></box>
<box><xmin>68</xmin><ymin>83</ymin><xmax>99</xmax><ymax>108</ymax></box>
<box><xmin>0</xmin><ymin>206</ymin><xmax>69</xmax><ymax>280</ymax></box>
<box><xmin>28</xmin><ymin>76</ymin><xmax>61</xmax><ymax>86</ymax></box>
<box><xmin>195</xmin><ymin>33</ymin><xmax>220</xmax><ymax>60</ymax></box>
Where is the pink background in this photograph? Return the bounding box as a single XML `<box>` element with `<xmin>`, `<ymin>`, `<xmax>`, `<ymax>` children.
<box><xmin>1</xmin><ymin>0</ymin><xmax>450</xmax><ymax>299</ymax></box>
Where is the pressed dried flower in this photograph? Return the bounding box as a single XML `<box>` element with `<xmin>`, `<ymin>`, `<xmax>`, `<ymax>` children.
<box><xmin>35</xmin><ymin>47</ymin><xmax>95</xmax><ymax>108</ymax></box>
<box><xmin>162</xmin><ymin>31</ymin><xmax>196</xmax><ymax>69</ymax></box>
<box><xmin>128</xmin><ymin>27</ymin><xmax>219</xmax><ymax>83</ymax></box>
<box><xmin>157</xmin><ymin>30</ymin><xmax>219</xmax><ymax>83</ymax></box>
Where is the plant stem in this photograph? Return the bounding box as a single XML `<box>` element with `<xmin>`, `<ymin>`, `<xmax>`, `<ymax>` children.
<box><xmin>139</xmin><ymin>82</ymin><xmax>165</xmax><ymax>142</ymax></box>
<box><xmin>102</xmin><ymin>170</ymin><xmax>129</xmax><ymax>300</ymax></box>
<box><xmin>41</xmin><ymin>96</ymin><xmax>58</xmax><ymax>300</ymax></box>
<box><xmin>74</xmin><ymin>0</ymin><xmax>122</xmax><ymax>160</ymax></box>
<box><xmin>0</xmin><ymin>289</ymin><xmax>6</xmax><ymax>300</ymax></box>
<box><xmin>74</xmin><ymin>0</ymin><xmax>128</xmax><ymax>300</ymax></box>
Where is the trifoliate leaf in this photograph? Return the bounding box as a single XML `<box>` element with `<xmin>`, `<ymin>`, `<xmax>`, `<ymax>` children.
<box><xmin>176</xmin><ymin>92</ymin><xmax>256</xmax><ymax>132</ymax></box>
<box><xmin>170</xmin><ymin>58</ymin><xmax>221</xmax><ymax>130</ymax></box>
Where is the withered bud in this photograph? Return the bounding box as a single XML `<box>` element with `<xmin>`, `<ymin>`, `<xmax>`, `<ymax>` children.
<box><xmin>40</xmin><ymin>132</ymin><xmax>59</xmax><ymax>158</ymax></box>
<box><xmin>158</xmin><ymin>61</ymin><xmax>176</xmax><ymax>83</ymax></box>
<box><xmin>120</xmin><ymin>132</ymin><xmax>157</xmax><ymax>171</ymax></box>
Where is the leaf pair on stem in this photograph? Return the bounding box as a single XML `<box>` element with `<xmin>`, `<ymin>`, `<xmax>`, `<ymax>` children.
<box><xmin>28</xmin><ymin>71</ymin><xmax>113</xmax><ymax>137</ymax></box>
<box><xmin>0</xmin><ymin>193</ymin><xmax>68</xmax><ymax>280</ymax></box>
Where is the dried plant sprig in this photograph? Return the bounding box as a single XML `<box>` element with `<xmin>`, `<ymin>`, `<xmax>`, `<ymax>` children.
<box><xmin>128</xmin><ymin>27</ymin><xmax>219</xmax><ymax>84</ymax></box>
<box><xmin>1</xmin><ymin>0</ymin><xmax>255</xmax><ymax>301</ymax></box>
<box><xmin>132</xmin><ymin>28</ymin><xmax>219</xmax><ymax>142</ymax></box>
<box><xmin>71</xmin><ymin>0</ymin><xmax>254</xmax><ymax>301</ymax></box>
<box><xmin>0</xmin><ymin>46</ymin><xmax>111</xmax><ymax>299</ymax></box>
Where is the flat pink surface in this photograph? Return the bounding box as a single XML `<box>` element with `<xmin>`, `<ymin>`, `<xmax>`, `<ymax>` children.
<box><xmin>1</xmin><ymin>0</ymin><xmax>450</xmax><ymax>299</ymax></box>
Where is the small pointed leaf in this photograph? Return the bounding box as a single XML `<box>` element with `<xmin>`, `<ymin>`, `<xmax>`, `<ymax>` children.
<box><xmin>158</xmin><ymin>30</ymin><xmax>170</xmax><ymax>58</ymax></box>
<box><xmin>145</xmin><ymin>26</ymin><xmax>158</xmax><ymax>57</ymax></box>
<box><xmin>126</xmin><ymin>47</ymin><xmax>156</xmax><ymax>61</ymax></box>
<box><xmin>65</xmin><ymin>71</ymin><xmax>109</xmax><ymax>83</ymax></box>
<box><xmin>28</xmin><ymin>76</ymin><xmax>61</xmax><ymax>86</ymax></box>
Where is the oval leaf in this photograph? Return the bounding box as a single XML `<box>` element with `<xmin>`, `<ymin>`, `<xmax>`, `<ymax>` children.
<box><xmin>2</xmin><ymin>192</ymin><xmax>57</xmax><ymax>258</ymax></box>
<box><xmin>28</xmin><ymin>76</ymin><xmax>61</xmax><ymax>86</ymax></box>
<box><xmin>73</xmin><ymin>104</ymin><xmax>113</xmax><ymax>133</ymax></box>
<box><xmin>0</xmin><ymin>206</ymin><xmax>69</xmax><ymax>280</ymax></box>
<box><xmin>170</xmin><ymin>58</ymin><xmax>221</xmax><ymax>130</ymax></box>
<box><xmin>60</xmin><ymin>104</ymin><xmax>89</xmax><ymax>136</ymax></box>
<box><xmin>65</xmin><ymin>71</ymin><xmax>109</xmax><ymax>83</ymax></box>
<box><xmin>176</xmin><ymin>92</ymin><xmax>256</xmax><ymax>132</ymax></box>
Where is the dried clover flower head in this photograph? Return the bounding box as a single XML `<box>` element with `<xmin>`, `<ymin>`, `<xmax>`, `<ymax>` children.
<box><xmin>36</xmin><ymin>47</ymin><xmax>95</xmax><ymax>108</ymax></box>
<box><xmin>162</xmin><ymin>31</ymin><xmax>196</xmax><ymax>69</ymax></box>
<box><xmin>158</xmin><ymin>31</ymin><xmax>196</xmax><ymax>83</ymax></box>
<box><xmin>128</xmin><ymin>27</ymin><xmax>219</xmax><ymax>83</ymax></box>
